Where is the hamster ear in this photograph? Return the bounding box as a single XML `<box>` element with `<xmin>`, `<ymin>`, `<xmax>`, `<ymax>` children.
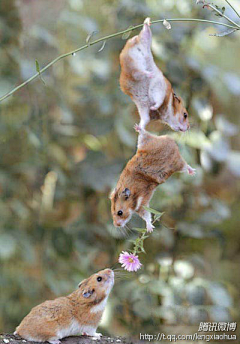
<box><xmin>109</xmin><ymin>188</ymin><xmax>116</xmax><ymax>199</ymax></box>
<box><xmin>122</xmin><ymin>188</ymin><xmax>131</xmax><ymax>199</ymax></box>
<box><xmin>173</xmin><ymin>93</ymin><xmax>180</xmax><ymax>103</ymax></box>
<box><xmin>78</xmin><ymin>279</ymin><xmax>87</xmax><ymax>288</ymax></box>
<box><xmin>82</xmin><ymin>289</ymin><xmax>95</xmax><ymax>298</ymax></box>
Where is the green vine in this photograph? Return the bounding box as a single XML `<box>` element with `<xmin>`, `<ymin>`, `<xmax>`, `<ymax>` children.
<box><xmin>0</xmin><ymin>1</ymin><xmax>239</xmax><ymax>103</ymax></box>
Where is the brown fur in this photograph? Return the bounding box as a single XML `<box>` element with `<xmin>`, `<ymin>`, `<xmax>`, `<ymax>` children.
<box><xmin>119</xmin><ymin>22</ymin><xmax>190</xmax><ymax>131</ymax></box>
<box><xmin>119</xmin><ymin>38</ymin><xmax>142</xmax><ymax>95</ymax></box>
<box><xmin>15</xmin><ymin>269</ymin><xmax>114</xmax><ymax>342</ymax></box>
<box><xmin>111</xmin><ymin>130</ymin><xmax>187</xmax><ymax>229</ymax></box>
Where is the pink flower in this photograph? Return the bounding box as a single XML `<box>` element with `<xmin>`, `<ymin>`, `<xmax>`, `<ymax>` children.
<box><xmin>118</xmin><ymin>251</ymin><xmax>142</xmax><ymax>272</ymax></box>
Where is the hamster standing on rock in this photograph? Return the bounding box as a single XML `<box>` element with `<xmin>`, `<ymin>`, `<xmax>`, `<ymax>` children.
<box><xmin>119</xmin><ymin>18</ymin><xmax>189</xmax><ymax>131</ymax></box>
<box><xmin>111</xmin><ymin>125</ymin><xmax>195</xmax><ymax>232</ymax></box>
<box><xmin>14</xmin><ymin>269</ymin><xmax>114</xmax><ymax>343</ymax></box>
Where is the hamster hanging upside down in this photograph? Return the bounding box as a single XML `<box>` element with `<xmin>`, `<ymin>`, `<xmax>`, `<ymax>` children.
<box><xmin>119</xmin><ymin>18</ymin><xmax>189</xmax><ymax>131</ymax></box>
<box><xmin>111</xmin><ymin>125</ymin><xmax>195</xmax><ymax>232</ymax></box>
<box><xmin>14</xmin><ymin>269</ymin><xmax>114</xmax><ymax>344</ymax></box>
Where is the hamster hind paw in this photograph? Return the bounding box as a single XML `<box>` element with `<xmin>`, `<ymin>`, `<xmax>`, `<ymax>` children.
<box><xmin>144</xmin><ymin>17</ymin><xmax>151</xmax><ymax>26</ymax></box>
<box><xmin>92</xmin><ymin>333</ymin><xmax>102</xmax><ymax>341</ymax></box>
<box><xmin>145</xmin><ymin>71</ymin><xmax>154</xmax><ymax>78</ymax></box>
<box><xmin>49</xmin><ymin>340</ymin><xmax>61</xmax><ymax>344</ymax></box>
<box><xmin>150</xmin><ymin>104</ymin><xmax>160</xmax><ymax>111</ymax></box>
<box><xmin>134</xmin><ymin>123</ymin><xmax>142</xmax><ymax>133</ymax></box>
<box><xmin>187</xmin><ymin>165</ymin><xmax>196</xmax><ymax>176</ymax></box>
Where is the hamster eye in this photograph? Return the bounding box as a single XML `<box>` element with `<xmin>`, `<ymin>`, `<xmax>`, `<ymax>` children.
<box><xmin>117</xmin><ymin>210</ymin><xmax>123</xmax><ymax>216</ymax></box>
<box><xmin>184</xmin><ymin>113</ymin><xmax>188</xmax><ymax>119</ymax></box>
<box><xmin>97</xmin><ymin>276</ymin><xmax>102</xmax><ymax>282</ymax></box>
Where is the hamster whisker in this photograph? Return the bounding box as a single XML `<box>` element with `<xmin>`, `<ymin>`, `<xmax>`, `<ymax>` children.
<box><xmin>113</xmin><ymin>269</ymin><xmax>132</xmax><ymax>278</ymax></box>
<box><xmin>113</xmin><ymin>267</ymin><xmax>129</xmax><ymax>273</ymax></box>
<box><xmin>118</xmin><ymin>227</ymin><xmax>128</xmax><ymax>238</ymax></box>
<box><xmin>189</xmin><ymin>122</ymin><xmax>197</xmax><ymax>129</ymax></box>
<box><xmin>124</xmin><ymin>224</ymin><xmax>134</xmax><ymax>234</ymax></box>
<box><xmin>121</xmin><ymin>226</ymin><xmax>130</xmax><ymax>237</ymax></box>
<box><xmin>114</xmin><ymin>274</ymin><xmax>133</xmax><ymax>281</ymax></box>
<box><xmin>111</xmin><ymin>263</ymin><xmax>120</xmax><ymax>270</ymax></box>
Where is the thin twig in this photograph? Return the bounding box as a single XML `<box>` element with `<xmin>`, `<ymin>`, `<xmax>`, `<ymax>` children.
<box><xmin>225</xmin><ymin>0</ymin><xmax>240</xmax><ymax>19</ymax></box>
<box><xmin>207</xmin><ymin>3</ymin><xmax>240</xmax><ymax>28</ymax></box>
<box><xmin>0</xmin><ymin>17</ymin><xmax>239</xmax><ymax>103</ymax></box>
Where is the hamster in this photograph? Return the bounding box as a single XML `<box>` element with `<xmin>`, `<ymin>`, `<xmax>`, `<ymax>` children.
<box><xmin>119</xmin><ymin>17</ymin><xmax>189</xmax><ymax>131</ymax></box>
<box><xmin>110</xmin><ymin>125</ymin><xmax>195</xmax><ymax>232</ymax></box>
<box><xmin>14</xmin><ymin>269</ymin><xmax>114</xmax><ymax>344</ymax></box>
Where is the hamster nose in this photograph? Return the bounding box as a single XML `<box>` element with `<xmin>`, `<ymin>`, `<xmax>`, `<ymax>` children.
<box><xmin>105</xmin><ymin>268</ymin><xmax>113</xmax><ymax>274</ymax></box>
<box><xmin>114</xmin><ymin>221</ymin><xmax>121</xmax><ymax>227</ymax></box>
<box><xmin>105</xmin><ymin>269</ymin><xmax>114</xmax><ymax>279</ymax></box>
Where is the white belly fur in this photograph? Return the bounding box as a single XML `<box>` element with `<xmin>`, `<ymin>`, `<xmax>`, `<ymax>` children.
<box><xmin>90</xmin><ymin>298</ymin><xmax>107</xmax><ymax>314</ymax></box>
<box><xmin>57</xmin><ymin>319</ymin><xmax>96</xmax><ymax>338</ymax></box>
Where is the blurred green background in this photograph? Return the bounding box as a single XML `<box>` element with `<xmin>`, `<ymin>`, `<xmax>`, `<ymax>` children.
<box><xmin>0</xmin><ymin>0</ymin><xmax>240</xmax><ymax>339</ymax></box>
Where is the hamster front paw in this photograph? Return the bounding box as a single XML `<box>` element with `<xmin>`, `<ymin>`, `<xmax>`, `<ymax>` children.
<box><xmin>145</xmin><ymin>71</ymin><xmax>154</xmax><ymax>78</ymax></box>
<box><xmin>187</xmin><ymin>165</ymin><xmax>196</xmax><ymax>176</ymax></box>
<box><xmin>146</xmin><ymin>222</ymin><xmax>155</xmax><ymax>233</ymax></box>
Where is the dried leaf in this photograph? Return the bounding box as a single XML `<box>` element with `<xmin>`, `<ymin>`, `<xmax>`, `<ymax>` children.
<box><xmin>163</xmin><ymin>19</ymin><xmax>171</xmax><ymax>30</ymax></box>
<box><xmin>98</xmin><ymin>40</ymin><xmax>106</xmax><ymax>53</ymax></box>
<box><xmin>86</xmin><ymin>30</ymin><xmax>98</xmax><ymax>46</ymax></box>
<box><xmin>209</xmin><ymin>29</ymin><xmax>237</xmax><ymax>37</ymax></box>
<box><xmin>122</xmin><ymin>26</ymin><xmax>134</xmax><ymax>40</ymax></box>
<box><xmin>214</xmin><ymin>5</ymin><xmax>226</xmax><ymax>16</ymax></box>
<box><xmin>35</xmin><ymin>59</ymin><xmax>40</xmax><ymax>73</ymax></box>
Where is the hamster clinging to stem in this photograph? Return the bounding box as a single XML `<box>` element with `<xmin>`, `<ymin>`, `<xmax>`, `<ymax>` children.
<box><xmin>111</xmin><ymin>125</ymin><xmax>195</xmax><ymax>232</ymax></box>
<box><xmin>119</xmin><ymin>18</ymin><xmax>190</xmax><ymax>132</ymax></box>
<box><xmin>14</xmin><ymin>269</ymin><xmax>114</xmax><ymax>344</ymax></box>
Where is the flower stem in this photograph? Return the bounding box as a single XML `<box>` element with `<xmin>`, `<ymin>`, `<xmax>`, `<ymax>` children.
<box><xmin>207</xmin><ymin>3</ymin><xmax>240</xmax><ymax>28</ymax></box>
<box><xmin>0</xmin><ymin>17</ymin><xmax>239</xmax><ymax>103</ymax></box>
<box><xmin>225</xmin><ymin>0</ymin><xmax>240</xmax><ymax>19</ymax></box>
<box><xmin>132</xmin><ymin>229</ymin><xmax>148</xmax><ymax>256</ymax></box>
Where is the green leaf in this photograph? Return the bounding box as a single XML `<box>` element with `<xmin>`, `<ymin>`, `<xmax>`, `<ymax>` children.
<box><xmin>154</xmin><ymin>214</ymin><xmax>164</xmax><ymax>222</ymax></box>
<box><xmin>35</xmin><ymin>59</ymin><xmax>45</xmax><ymax>85</ymax></box>
<box><xmin>143</xmin><ymin>206</ymin><xmax>164</xmax><ymax>217</ymax></box>
<box><xmin>132</xmin><ymin>227</ymin><xmax>147</xmax><ymax>233</ymax></box>
<box><xmin>128</xmin><ymin>239</ymin><xmax>137</xmax><ymax>243</ymax></box>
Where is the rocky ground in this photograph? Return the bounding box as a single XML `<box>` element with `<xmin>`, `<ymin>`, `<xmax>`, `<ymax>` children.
<box><xmin>0</xmin><ymin>334</ymin><xmax>139</xmax><ymax>344</ymax></box>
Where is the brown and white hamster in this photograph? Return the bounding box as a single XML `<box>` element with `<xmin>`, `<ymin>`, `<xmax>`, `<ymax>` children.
<box><xmin>14</xmin><ymin>269</ymin><xmax>114</xmax><ymax>344</ymax></box>
<box><xmin>119</xmin><ymin>17</ymin><xmax>189</xmax><ymax>131</ymax></box>
<box><xmin>110</xmin><ymin>125</ymin><xmax>195</xmax><ymax>232</ymax></box>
